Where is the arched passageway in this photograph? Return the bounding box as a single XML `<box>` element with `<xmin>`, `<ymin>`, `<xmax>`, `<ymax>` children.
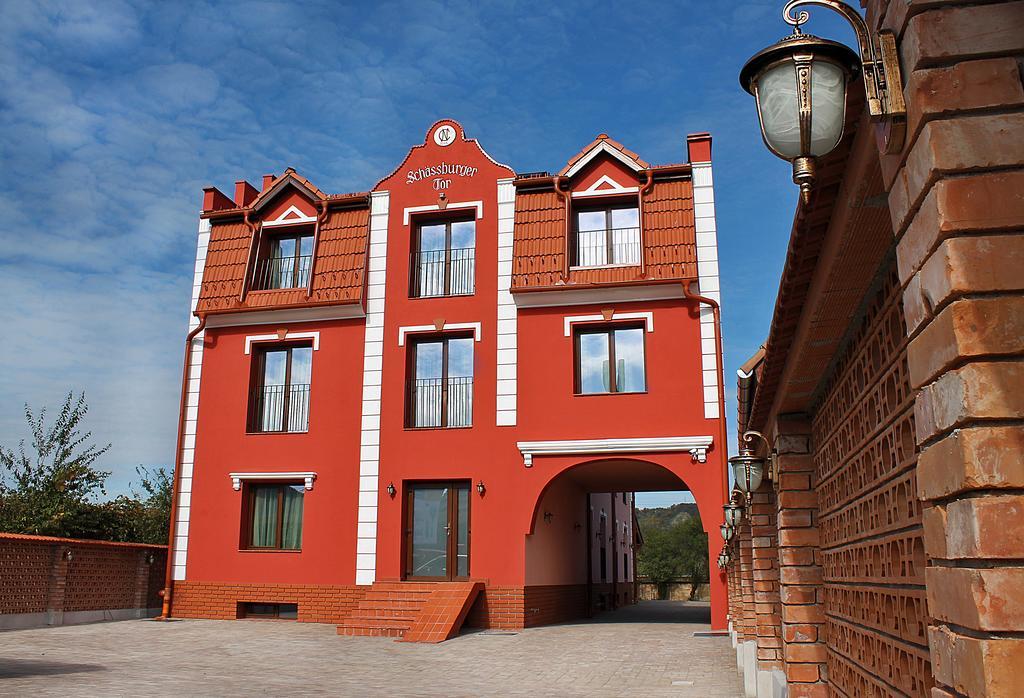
<box><xmin>520</xmin><ymin>455</ymin><xmax>727</xmax><ymax>629</ymax></box>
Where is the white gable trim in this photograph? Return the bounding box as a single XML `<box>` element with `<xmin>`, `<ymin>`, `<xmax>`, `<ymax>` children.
<box><xmin>403</xmin><ymin>200</ymin><xmax>483</xmax><ymax>225</ymax></box>
<box><xmin>229</xmin><ymin>472</ymin><xmax>317</xmax><ymax>490</ymax></box>
<box><xmin>563</xmin><ymin>311</ymin><xmax>653</xmax><ymax>336</ymax></box>
<box><xmin>262</xmin><ymin>204</ymin><xmax>317</xmax><ymax>227</ymax></box>
<box><xmin>253</xmin><ymin>178</ymin><xmax>320</xmax><ymax>212</ymax></box>
<box><xmin>398</xmin><ymin>322</ymin><xmax>482</xmax><ymax>346</ymax></box>
<box><xmin>244</xmin><ymin>331</ymin><xmax>320</xmax><ymax>354</ymax></box>
<box><xmin>564</xmin><ymin>142</ymin><xmax>645</xmax><ymax>179</ymax></box>
<box><xmin>572</xmin><ymin>174</ymin><xmax>640</xmax><ymax>199</ymax></box>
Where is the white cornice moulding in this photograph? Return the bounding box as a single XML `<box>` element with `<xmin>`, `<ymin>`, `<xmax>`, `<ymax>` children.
<box><xmin>516</xmin><ymin>436</ymin><xmax>714</xmax><ymax>467</ymax></box>
<box><xmin>230</xmin><ymin>472</ymin><xmax>317</xmax><ymax>490</ymax></box>
<box><xmin>572</xmin><ymin>174</ymin><xmax>639</xmax><ymax>198</ymax></box>
<box><xmin>403</xmin><ymin>200</ymin><xmax>483</xmax><ymax>225</ymax></box>
<box><xmin>203</xmin><ymin>304</ymin><xmax>365</xmax><ymax>329</ymax></box>
<box><xmin>563</xmin><ymin>311</ymin><xmax>653</xmax><ymax>336</ymax></box>
<box><xmin>398</xmin><ymin>322</ymin><xmax>482</xmax><ymax>345</ymax></box>
<box><xmin>244</xmin><ymin>331</ymin><xmax>320</xmax><ymax>354</ymax></box>
<box><xmin>512</xmin><ymin>283</ymin><xmax>684</xmax><ymax>309</ymax></box>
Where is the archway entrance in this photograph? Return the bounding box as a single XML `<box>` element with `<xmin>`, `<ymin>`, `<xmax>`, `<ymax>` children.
<box><xmin>522</xmin><ymin>456</ymin><xmax>726</xmax><ymax>629</ymax></box>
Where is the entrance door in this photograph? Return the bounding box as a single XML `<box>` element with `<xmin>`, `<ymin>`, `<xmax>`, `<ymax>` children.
<box><xmin>405</xmin><ymin>482</ymin><xmax>470</xmax><ymax>580</ymax></box>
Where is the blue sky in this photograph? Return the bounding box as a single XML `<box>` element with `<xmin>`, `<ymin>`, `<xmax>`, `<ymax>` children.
<box><xmin>0</xmin><ymin>1</ymin><xmax>857</xmax><ymax>508</ymax></box>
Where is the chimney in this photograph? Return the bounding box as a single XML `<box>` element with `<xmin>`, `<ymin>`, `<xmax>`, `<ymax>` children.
<box><xmin>686</xmin><ymin>133</ymin><xmax>712</xmax><ymax>164</ymax></box>
<box><xmin>202</xmin><ymin>187</ymin><xmax>235</xmax><ymax>212</ymax></box>
<box><xmin>262</xmin><ymin>174</ymin><xmax>275</xmax><ymax>192</ymax></box>
<box><xmin>234</xmin><ymin>180</ymin><xmax>259</xmax><ymax>207</ymax></box>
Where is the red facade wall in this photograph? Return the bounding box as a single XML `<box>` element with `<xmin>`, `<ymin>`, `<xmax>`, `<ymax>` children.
<box><xmin>185</xmin><ymin>319</ymin><xmax>365</xmax><ymax>585</ymax></box>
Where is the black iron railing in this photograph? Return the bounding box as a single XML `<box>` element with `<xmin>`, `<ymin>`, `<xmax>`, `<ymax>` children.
<box><xmin>253</xmin><ymin>255</ymin><xmax>313</xmax><ymax>290</ymax></box>
<box><xmin>406</xmin><ymin>376</ymin><xmax>473</xmax><ymax>428</ymax></box>
<box><xmin>249</xmin><ymin>383</ymin><xmax>310</xmax><ymax>433</ymax></box>
<box><xmin>573</xmin><ymin>227</ymin><xmax>641</xmax><ymax>267</ymax></box>
<box><xmin>410</xmin><ymin>247</ymin><xmax>475</xmax><ymax>298</ymax></box>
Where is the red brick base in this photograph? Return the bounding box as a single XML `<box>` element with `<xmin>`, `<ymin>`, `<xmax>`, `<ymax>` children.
<box><xmin>170</xmin><ymin>581</ymin><xmax>367</xmax><ymax>624</ymax></box>
<box><xmin>173</xmin><ymin>581</ymin><xmax>615</xmax><ymax>630</ymax></box>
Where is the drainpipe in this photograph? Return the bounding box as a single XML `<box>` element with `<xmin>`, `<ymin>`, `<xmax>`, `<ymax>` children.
<box><xmin>610</xmin><ymin>494</ymin><xmax>618</xmax><ymax>610</ymax></box>
<box><xmin>638</xmin><ymin>171</ymin><xmax>655</xmax><ymax>279</ymax></box>
<box><xmin>683</xmin><ymin>282</ymin><xmax>730</xmax><ymax>504</ymax></box>
<box><xmin>157</xmin><ymin>313</ymin><xmax>207</xmax><ymax>620</ymax></box>
<box><xmin>551</xmin><ymin>176</ymin><xmax>570</xmax><ymax>282</ymax></box>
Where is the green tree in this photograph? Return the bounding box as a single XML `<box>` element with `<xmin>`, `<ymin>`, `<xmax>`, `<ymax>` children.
<box><xmin>636</xmin><ymin>514</ymin><xmax>709</xmax><ymax>600</ymax></box>
<box><xmin>130</xmin><ymin>465</ymin><xmax>172</xmax><ymax>544</ymax></box>
<box><xmin>0</xmin><ymin>392</ymin><xmax>111</xmax><ymax>537</ymax></box>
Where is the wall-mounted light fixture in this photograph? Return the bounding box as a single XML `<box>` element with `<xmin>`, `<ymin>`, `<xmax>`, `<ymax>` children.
<box><xmin>386</xmin><ymin>482</ymin><xmax>396</xmax><ymax>498</ymax></box>
<box><xmin>476</xmin><ymin>480</ymin><xmax>486</xmax><ymax>496</ymax></box>
<box><xmin>723</xmin><ymin>498</ymin><xmax>744</xmax><ymax>528</ymax></box>
<box><xmin>719</xmin><ymin>523</ymin><xmax>734</xmax><ymax>542</ymax></box>
<box><xmin>544</xmin><ymin>511</ymin><xmax>554</xmax><ymax>524</ymax></box>
<box><xmin>740</xmin><ymin>0</ymin><xmax>906</xmax><ymax>203</ymax></box>
<box><xmin>729</xmin><ymin>430</ymin><xmax>775</xmax><ymax>508</ymax></box>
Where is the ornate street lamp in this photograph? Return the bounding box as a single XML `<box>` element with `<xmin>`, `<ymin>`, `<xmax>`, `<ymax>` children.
<box><xmin>740</xmin><ymin>0</ymin><xmax>907</xmax><ymax>203</ymax></box>
<box><xmin>729</xmin><ymin>430</ymin><xmax>776</xmax><ymax>507</ymax></box>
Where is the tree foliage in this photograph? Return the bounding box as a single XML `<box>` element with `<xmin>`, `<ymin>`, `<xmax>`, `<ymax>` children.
<box><xmin>0</xmin><ymin>391</ymin><xmax>171</xmax><ymax>544</ymax></box>
<box><xmin>636</xmin><ymin>512</ymin><xmax>709</xmax><ymax>600</ymax></box>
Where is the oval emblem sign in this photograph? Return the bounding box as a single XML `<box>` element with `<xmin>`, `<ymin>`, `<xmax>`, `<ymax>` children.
<box><xmin>433</xmin><ymin>124</ymin><xmax>456</xmax><ymax>147</ymax></box>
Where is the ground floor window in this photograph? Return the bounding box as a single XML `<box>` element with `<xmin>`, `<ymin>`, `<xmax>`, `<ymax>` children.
<box><xmin>244</xmin><ymin>483</ymin><xmax>304</xmax><ymax>550</ymax></box>
<box><xmin>238</xmin><ymin>602</ymin><xmax>298</xmax><ymax>619</ymax></box>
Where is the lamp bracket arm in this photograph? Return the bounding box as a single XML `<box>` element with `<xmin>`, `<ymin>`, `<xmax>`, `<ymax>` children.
<box><xmin>783</xmin><ymin>0</ymin><xmax>875</xmax><ymax>66</ymax></box>
<box><xmin>740</xmin><ymin>430</ymin><xmax>771</xmax><ymax>451</ymax></box>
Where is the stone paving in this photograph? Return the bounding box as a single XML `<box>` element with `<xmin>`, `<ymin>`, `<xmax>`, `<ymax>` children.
<box><xmin>0</xmin><ymin>601</ymin><xmax>742</xmax><ymax>697</ymax></box>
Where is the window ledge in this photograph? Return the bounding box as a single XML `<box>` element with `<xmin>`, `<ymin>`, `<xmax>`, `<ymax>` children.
<box><xmin>229</xmin><ymin>472</ymin><xmax>316</xmax><ymax>491</ymax></box>
<box><xmin>245</xmin><ymin>430</ymin><xmax>310</xmax><ymax>436</ymax></box>
<box><xmin>237</xmin><ymin>548</ymin><xmax>303</xmax><ymax>554</ymax></box>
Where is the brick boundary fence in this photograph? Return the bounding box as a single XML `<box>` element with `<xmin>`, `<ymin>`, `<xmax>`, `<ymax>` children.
<box><xmin>0</xmin><ymin>533</ymin><xmax>167</xmax><ymax>630</ymax></box>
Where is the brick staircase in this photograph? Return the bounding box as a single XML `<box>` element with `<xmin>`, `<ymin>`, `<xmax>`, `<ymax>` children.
<box><xmin>336</xmin><ymin>581</ymin><xmax>482</xmax><ymax>642</ymax></box>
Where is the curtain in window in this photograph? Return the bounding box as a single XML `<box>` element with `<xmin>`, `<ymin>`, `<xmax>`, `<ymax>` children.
<box><xmin>251</xmin><ymin>487</ymin><xmax>278</xmax><ymax>547</ymax></box>
<box><xmin>281</xmin><ymin>485</ymin><xmax>304</xmax><ymax>549</ymax></box>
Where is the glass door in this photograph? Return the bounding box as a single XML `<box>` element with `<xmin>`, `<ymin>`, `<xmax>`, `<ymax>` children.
<box><xmin>405</xmin><ymin>482</ymin><xmax>470</xmax><ymax>580</ymax></box>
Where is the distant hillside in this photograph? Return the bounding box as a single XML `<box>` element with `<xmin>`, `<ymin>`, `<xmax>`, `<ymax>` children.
<box><xmin>636</xmin><ymin>502</ymin><xmax>700</xmax><ymax>533</ymax></box>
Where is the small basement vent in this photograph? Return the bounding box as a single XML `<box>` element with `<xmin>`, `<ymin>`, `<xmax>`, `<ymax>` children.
<box><xmin>238</xmin><ymin>602</ymin><xmax>298</xmax><ymax>620</ymax></box>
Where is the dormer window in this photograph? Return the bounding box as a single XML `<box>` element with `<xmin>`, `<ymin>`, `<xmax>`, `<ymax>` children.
<box><xmin>572</xmin><ymin>205</ymin><xmax>640</xmax><ymax>268</ymax></box>
<box><xmin>253</xmin><ymin>230</ymin><xmax>314</xmax><ymax>290</ymax></box>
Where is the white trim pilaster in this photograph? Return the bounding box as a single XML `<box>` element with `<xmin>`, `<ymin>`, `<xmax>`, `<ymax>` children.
<box><xmin>172</xmin><ymin>217</ymin><xmax>211</xmax><ymax>582</ymax></box>
<box><xmin>496</xmin><ymin>178</ymin><xmax>517</xmax><ymax>426</ymax></box>
<box><xmin>355</xmin><ymin>191</ymin><xmax>390</xmax><ymax>585</ymax></box>
<box><xmin>691</xmin><ymin>161</ymin><xmax>722</xmax><ymax>420</ymax></box>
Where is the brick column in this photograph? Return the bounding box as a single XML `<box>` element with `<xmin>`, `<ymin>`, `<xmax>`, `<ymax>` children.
<box><xmin>867</xmin><ymin>1</ymin><xmax>1024</xmax><ymax>695</ymax></box>
<box><xmin>750</xmin><ymin>485</ymin><xmax>782</xmax><ymax>671</ymax></box>
<box><xmin>774</xmin><ymin>423</ymin><xmax>827</xmax><ymax>697</ymax></box>
<box><xmin>45</xmin><ymin>544</ymin><xmax>70</xmax><ymax>627</ymax></box>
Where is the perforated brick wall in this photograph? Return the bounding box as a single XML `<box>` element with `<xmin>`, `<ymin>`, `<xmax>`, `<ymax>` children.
<box><xmin>0</xmin><ymin>534</ymin><xmax>166</xmax><ymax>621</ymax></box>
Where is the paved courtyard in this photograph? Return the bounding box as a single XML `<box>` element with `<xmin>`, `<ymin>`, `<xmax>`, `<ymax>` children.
<box><xmin>0</xmin><ymin>601</ymin><xmax>742</xmax><ymax>697</ymax></box>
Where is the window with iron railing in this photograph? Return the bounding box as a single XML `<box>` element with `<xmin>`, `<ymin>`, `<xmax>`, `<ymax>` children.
<box><xmin>410</xmin><ymin>219</ymin><xmax>475</xmax><ymax>298</ymax></box>
<box><xmin>572</xmin><ymin>206</ymin><xmax>641</xmax><ymax>268</ymax></box>
<box><xmin>253</xmin><ymin>232</ymin><xmax>314</xmax><ymax>290</ymax></box>
<box><xmin>406</xmin><ymin>335</ymin><xmax>473</xmax><ymax>428</ymax></box>
<box><xmin>248</xmin><ymin>344</ymin><xmax>312</xmax><ymax>433</ymax></box>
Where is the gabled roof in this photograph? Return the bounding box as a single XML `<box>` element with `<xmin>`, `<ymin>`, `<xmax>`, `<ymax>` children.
<box><xmin>558</xmin><ymin>134</ymin><xmax>650</xmax><ymax>178</ymax></box>
<box><xmin>250</xmin><ymin>168</ymin><xmax>328</xmax><ymax>212</ymax></box>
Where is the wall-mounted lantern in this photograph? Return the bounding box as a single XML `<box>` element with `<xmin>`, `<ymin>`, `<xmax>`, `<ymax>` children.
<box><xmin>476</xmin><ymin>480</ymin><xmax>486</xmax><ymax>496</ymax></box>
<box><xmin>386</xmin><ymin>482</ymin><xmax>396</xmax><ymax>498</ymax></box>
<box><xmin>719</xmin><ymin>523</ymin><xmax>734</xmax><ymax>542</ymax></box>
<box><xmin>740</xmin><ymin>0</ymin><xmax>906</xmax><ymax>203</ymax></box>
<box><xmin>724</xmin><ymin>499</ymin><xmax>744</xmax><ymax>528</ymax></box>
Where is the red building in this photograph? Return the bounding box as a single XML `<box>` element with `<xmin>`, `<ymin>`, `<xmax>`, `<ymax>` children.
<box><xmin>165</xmin><ymin>120</ymin><xmax>728</xmax><ymax>637</ymax></box>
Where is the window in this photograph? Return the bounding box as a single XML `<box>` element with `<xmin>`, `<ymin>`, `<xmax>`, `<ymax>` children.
<box><xmin>244</xmin><ymin>483</ymin><xmax>304</xmax><ymax>550</ymax></box>
<box><xmin>406</xmin><ymin>335</ymin><xmax>473</xmax><ymax>428</ymax></box>
<box><xmin>238</xmin><ymin>602</ymin><xmax>298</xmax><ymax>619</ymax></box>
<box><xmin>248</xmin><ymin>344</ymin><xmax>312</xmax><ymax>433</ymax></box>
<box><xmin>253</xmin><ymin>231</ymin><xmax>314</xmax><ymax>290</ymax></box>
<box><xmin>410</xmin><ymin>218</ymin><xmax>475</xmax><ymax>297</ymax></box>
<box><xmin>574</xmin><ymin>325</ymin><xmax>646</xmax><ymax>394</ymax></box>
<box><xmin>573</xmin><ymin>206</ymin><xmax>640</xmax><ymax>268</ymax></box>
